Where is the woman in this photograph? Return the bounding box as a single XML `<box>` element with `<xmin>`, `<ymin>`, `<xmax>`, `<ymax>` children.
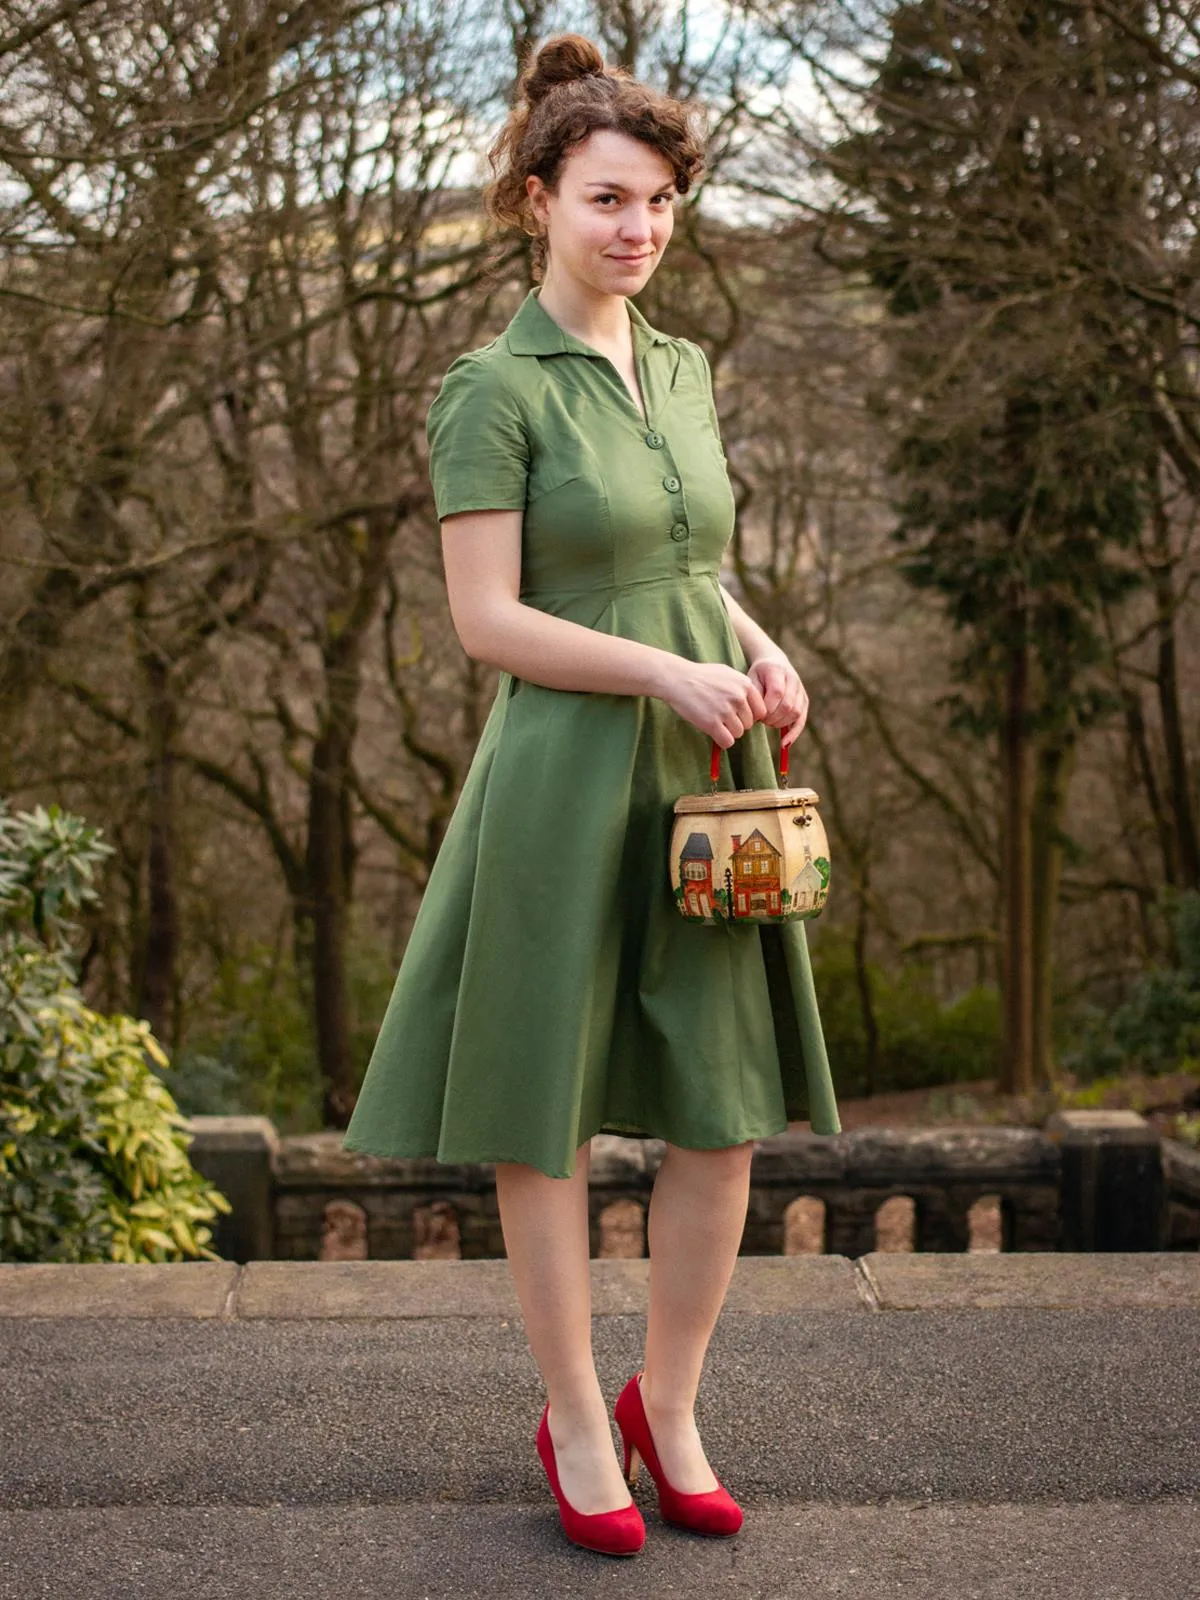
<box><xmin>343</xmin><ymin>32</ymin><xmax>841</xmax><ymax>1557</ymax></box>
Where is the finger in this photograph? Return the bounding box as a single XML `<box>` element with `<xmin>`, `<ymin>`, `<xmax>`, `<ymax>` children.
<box><xmin>727</xmin><ymin>704</ymin><xmax>751</xmax><ymax>739</ymax></box>
<box><xmin>757</xmin><ymin>687</ymin><xmax>790</xmax><ymax>726</ymax></box>
<box><xmin>754</xmin><ymin>664</ymin><xmax>786</xmax><ymax>716</ymax></box>
<box><xmin>781</xmin><ymin>708</ymin><xmax>807</xmax><ymax>747</ymax></box>
<box><xmin>744</xmin><ymin>682</ymin><xmax>769</xmax><ymax>722</ymax></box>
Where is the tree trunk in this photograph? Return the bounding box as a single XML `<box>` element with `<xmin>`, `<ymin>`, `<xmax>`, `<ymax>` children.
<box><xmin>999</xmin><ymin>612</ymin><xmax>1035</xmax><ymax>1096</ymax></box>
<box><xmin>1150</xmin><ymin>493</ymin><xmax>1199</xmax><ymax>890</ymax></box>
<box><xmin>1030</xmin><ymin>723</ymin><xmax>1077</xmax><ymax>1090</ymax></box>
<box><xmin>853</xmin><ymin>865</ymin><xmax>880</xmax><ymax>1097</ymax></box>
<box><xmin>309</xmin><ymin>694</ymin><xmax>358</xmax><ymax>1129</ymax></box>
<box><xmin>309</xmin><ymin>516</ymin><xmax>393</xmax><ymax>1127</ymax></box>
<box><xmin>1120</xmin><ymin>684</ymin><xmax>1178</xmax><ymax>887</ymax></box>
<box><xmin>135</xmin><ymin>643</ymin><xmax>182</xmax><ymax>1049</ymax></box>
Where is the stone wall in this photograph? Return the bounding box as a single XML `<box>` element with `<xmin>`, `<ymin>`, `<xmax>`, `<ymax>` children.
<box><xmin>1165</xmin><ymin>1135</ymin><xmax>1200</xmax><ymax>1251</ymax></box>
<box><xmin>184</xmin><ymin>1110</ymin><xmax>1200</xmax><ymax>1264</ymax></box>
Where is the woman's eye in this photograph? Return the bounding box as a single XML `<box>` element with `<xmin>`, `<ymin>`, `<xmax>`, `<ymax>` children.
<box><xmin>593</xmin><ymin>193</ymin><xmax>674</xmax><ymax>206</ymax></box>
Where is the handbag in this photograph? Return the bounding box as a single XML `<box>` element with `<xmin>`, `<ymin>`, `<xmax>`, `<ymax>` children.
<box><xmin>670</xmin><ymin>730</ymin><xmax>830</xmax><ymax>925</ymax></box>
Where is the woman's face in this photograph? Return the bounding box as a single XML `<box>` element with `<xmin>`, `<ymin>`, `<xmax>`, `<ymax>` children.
<box><xmin>526</xmin><ymin>127</ymin><xmax>677</xmax><ymax>298</ymax></box>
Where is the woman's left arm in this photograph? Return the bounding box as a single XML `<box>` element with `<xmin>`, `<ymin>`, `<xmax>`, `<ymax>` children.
<box><xmin>719</xmin><ymin>584</ymin><xmax>810</xmax><ymax>746</ymax></box>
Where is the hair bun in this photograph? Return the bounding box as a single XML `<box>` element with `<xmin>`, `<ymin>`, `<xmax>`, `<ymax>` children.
<box><xmin>521</xmin><ymin>33</ymin><xmax>607</xmax><ymax>106</ymax></box>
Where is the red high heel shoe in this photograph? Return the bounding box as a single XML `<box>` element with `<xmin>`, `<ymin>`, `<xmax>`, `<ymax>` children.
<box><xmin>614</xmin><ymin>1371</ymin><xmax>744</xmax><ymax>1536</ymax></box>
<box><xmin>535</xmin><ymin>1403</ymin><xmax>646</xmax><ymax>1556</ymax></box>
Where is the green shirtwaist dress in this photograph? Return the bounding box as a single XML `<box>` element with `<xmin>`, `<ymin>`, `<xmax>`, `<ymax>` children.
<box><xmin>342</xmin><ymin>287</ymin><xmax>841</xmax><ymax>1179</ymax></box>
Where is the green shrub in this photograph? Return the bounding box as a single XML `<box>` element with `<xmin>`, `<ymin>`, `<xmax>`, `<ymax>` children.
<box><xmin>0</xmin><ymin>799</ymin><xmax>230</xmax><ymax>1262</ymax></box>
<box><xmin>0</xmin><ymin>935</ymin><xmax>112</xmax><ymax>1261</ymax></box>
<box><xmin>1065</xmin><ymin>889</ymin><xmax>1200</xmax><ymax>1082</ymax></box>
<box><xmin>168</xmin><ymin>944</ymin><xmax>323</xmax><ymax>1132</ymax></box>
<box><xmin>810</xmin><ymin>928</ymin><xmax>999</xmax><ymax>1098</ymax></box>
<box><xmin>166</xmin><ymin>907</ymin><xmax>399</xmax><ymax>1134</ymax></box>
<box><xmin>160</xmin><ymin>1048</ymin><xmax>251</xmax><ymax>1119</ymax></box>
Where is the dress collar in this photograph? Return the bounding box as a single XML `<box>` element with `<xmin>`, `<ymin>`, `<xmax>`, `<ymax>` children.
<box><xmin>506</xmin><ymin>286</ymin><xmax>671</xmax><ymax>358</ymax></box>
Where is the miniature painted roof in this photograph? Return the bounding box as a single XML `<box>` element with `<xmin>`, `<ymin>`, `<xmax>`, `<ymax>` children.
<box><xmin>732</xmin><ymin>828</ymin><xmax>780</xmax><ymax>857</ymax></box>
<box><xmin>680</xmin><ymin>831</ymin><xmax>714</xmax><ymax>860</ymax></box>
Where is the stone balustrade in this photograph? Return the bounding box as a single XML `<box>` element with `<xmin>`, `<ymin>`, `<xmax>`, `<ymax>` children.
<box><xmin>1165</xmin><ymin>1134</ymin><xmax>1200</xmax><ymax>1251</ymax></box>
<box><xmin>184</xmin><ymin>1109</ymin><xmax>1200</xmax><ymax>1265</ymax></box>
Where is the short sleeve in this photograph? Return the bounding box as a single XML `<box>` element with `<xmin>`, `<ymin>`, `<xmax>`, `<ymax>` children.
<box><xmin>425</xmin><ymin>352</ymin><xmax>530</xmax><ymax>520</ymax></box>
<box><xmin>686</xmin><ymin>340</ymin><xmax>726</xmax><ymax>453</ymax></box>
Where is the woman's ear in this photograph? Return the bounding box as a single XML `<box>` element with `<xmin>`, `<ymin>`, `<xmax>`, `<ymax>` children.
<box><xmin>525</xmin><ymin>174</ymin><xmax>548</xmax><ymax>231</ymax></box>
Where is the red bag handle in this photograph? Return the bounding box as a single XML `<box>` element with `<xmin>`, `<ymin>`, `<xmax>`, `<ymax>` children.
<box><xmin>710</xmin><ymin>729</ymin><xmax>790</xmax><ymax>787</ymax></box>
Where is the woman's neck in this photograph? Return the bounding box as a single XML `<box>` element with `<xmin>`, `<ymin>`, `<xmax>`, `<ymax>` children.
<box><xmin>535</xmin><ymin>273</ymin><xmax>631</xmax><ymax>353</ymax></box>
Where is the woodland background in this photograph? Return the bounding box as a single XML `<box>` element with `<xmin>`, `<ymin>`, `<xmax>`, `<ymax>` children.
<box><xmin>1</xmin><ymin>0</ymin><xmax>1197</xmax><ymax>1134</ymax></box>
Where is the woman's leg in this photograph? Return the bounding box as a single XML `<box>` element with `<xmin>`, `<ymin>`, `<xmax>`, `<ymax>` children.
<box><xmin>494</xmin><ymin>1137</ymin><xmax>633</xmax><ymax>1513</ymax></box>
<box><xmin>640</xmin><ymin>1140</ymin><xmax>756</xmax><ymax>1492</ymax></box>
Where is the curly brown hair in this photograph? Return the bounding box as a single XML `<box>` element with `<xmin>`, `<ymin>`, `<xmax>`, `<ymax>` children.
<box><xmin>484</xmin><ymin>33</ymin><xmax>707</xmax><ymax>280</ymax></box>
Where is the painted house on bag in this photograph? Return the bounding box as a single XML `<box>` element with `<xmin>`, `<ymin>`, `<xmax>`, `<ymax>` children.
<box><xmin>678</xmin><ymin>831</ymin><xmax>715</xmax><ymax>918</ymax></box>
<box><xmin>731</xmin><ymin>829</ymin><xmax>782</xmax><ymax>918</ymax></box>
<box><xmin>789</xmin><ymin>841</ymin><xmax>828</xmax><ymax>915</ymax></box>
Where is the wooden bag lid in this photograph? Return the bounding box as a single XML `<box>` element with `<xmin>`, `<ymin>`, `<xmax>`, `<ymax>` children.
<box><xmin>674</xmin><ymin>786</ymin><xmax>820</xmax><ymax>815</ymax></box>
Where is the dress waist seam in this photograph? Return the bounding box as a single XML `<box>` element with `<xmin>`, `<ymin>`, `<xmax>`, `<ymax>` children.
<box><xmin>521</xmin><ymin>571</ymin><xmax>722</xmax><ymax>601</ymax></box>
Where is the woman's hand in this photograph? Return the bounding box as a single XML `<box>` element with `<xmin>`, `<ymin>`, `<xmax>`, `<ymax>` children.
<box><xmin>746</xmin><ymin>652</ymin><xmax>810</xmax><ymax>747</ymax></box>
<box><xmin>656</xmin><ymin>659</ymin><xmax>768</xmax><ymax>748</ymax></box>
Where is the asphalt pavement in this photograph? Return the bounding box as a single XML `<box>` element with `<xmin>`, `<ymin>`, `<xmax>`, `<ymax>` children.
<box><xmin>1</xmin><ymin>1255</ymin><xmax>1197</xmax><ymax>1599</ymax></box>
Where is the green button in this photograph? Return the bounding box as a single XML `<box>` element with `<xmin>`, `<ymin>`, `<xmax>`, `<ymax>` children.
<box><xmin>662</xmin><ymin>475</ymin><xmax>681</xmax><ymax>492</ymax></box>
<box><xmin>645</xmin><ymin>430</ymin><xmax>665</xmax><ymax>449</ymax></box>
<box><xmin>670</xmin><ymin>522</ymin><xmax>688</xmax><ymax>542</ymax></box>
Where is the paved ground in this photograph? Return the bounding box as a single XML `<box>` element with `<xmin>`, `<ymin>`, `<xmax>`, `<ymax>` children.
<box><xmin>3</xmin><ymin>1502</ymin><xmax>1197</xmax><ymax>1600</ymax></box>
<box><xmin>1</xmin><ymin>1256</ymin><xmax>1197</xmax><ymax>1599</ymax></box>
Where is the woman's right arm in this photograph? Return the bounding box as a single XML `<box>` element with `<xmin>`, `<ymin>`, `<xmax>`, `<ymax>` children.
<box><xmin>440</xmin><ymin>508</ymin><xmax>767</xmax><ymax>749</ymax></box>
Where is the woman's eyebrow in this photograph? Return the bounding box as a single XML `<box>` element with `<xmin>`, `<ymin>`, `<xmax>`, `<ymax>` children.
<box><xmin>583</xmin><ymin>179</ymin><xmax>676</xmax><ymax>191</ymax></box>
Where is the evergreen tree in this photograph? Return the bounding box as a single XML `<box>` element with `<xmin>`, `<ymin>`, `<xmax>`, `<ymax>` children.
<box><xmin>825</xmin><ymin>0</ymin><xmax>1157</xmax><ymax>1089</ymax></box>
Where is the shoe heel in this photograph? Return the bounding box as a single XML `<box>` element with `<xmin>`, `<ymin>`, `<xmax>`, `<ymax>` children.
<box><xmin>623</xmin><ymin>1442</ymin><xmax>641</xmax><ymax>1487</ymax></box>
